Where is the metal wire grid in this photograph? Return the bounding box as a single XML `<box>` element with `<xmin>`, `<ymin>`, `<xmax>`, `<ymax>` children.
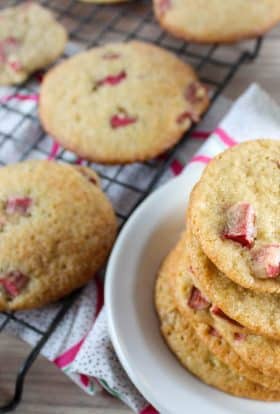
<box><xmin>0</xmin><ymin>0</ymin><xmax>262</xmax><ymax>411</ymax></box>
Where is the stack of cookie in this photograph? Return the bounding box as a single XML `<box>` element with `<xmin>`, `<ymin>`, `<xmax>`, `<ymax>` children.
<box><xmin>156</xmin><ymin>139</ymin><xmax>280</xmax><ymax>400</ymax></box>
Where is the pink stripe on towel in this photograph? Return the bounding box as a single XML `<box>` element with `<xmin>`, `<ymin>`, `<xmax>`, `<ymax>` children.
<box><xmin>0</xmin><ymin>93</ymin><xmax>39</xmax><ymax>104</ymax></box>
<box><xmin>191</xmin><ymin>130</ymin><xmax>211</xmax><ymax>139</ymax></box>
<box><xmin>214</xmin><ymin>127</ymin><xmax>237</xmax><ymax>147</ymax></box>
<box><xmin>170</xmin><ymin>159</ymin><xmax>184</xmax><ymax>176</ymax></box>
<box><xmin>54</xmin><ymin>338</ymin><xmax>84</xmax><ymax>368</ymax></box>
<box><xmin>140</xmin><ymin>405</ymin><xmax>159</xmax><ymax>414</ymax></box>
<box><xmin>189</xmin><ymin>155</ymin><xmax>212</xmax><ymax>164</ymax></box>
<box><xmin>48</xmin><ymin>141</ymin><xmax>60</xmax><ymax>160</ymax></box>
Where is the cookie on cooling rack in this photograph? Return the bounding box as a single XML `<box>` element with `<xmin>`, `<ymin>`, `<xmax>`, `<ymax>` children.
<box><xmin>39</xmin><ymin>41</ymin><xmax>209</xmax><ymax>164</ymax></box>
<box><xmin>155</xmin><ymin>244</ymin><xmax>280</xmax><ymax>401</ymax></box>
<box><xmin>153</xmin><ymin>0</ymin><xmax>280</xmax><ymax>44</ymax></box>
<box><xmin>0</xmin><ymin>161</ymin><xmax>117</xmax><ymax>311</ymax></box>
<box><xmin>0</xmin><ymin>2</ymin><xmax>67</xmax><ymax>86</ymax></box>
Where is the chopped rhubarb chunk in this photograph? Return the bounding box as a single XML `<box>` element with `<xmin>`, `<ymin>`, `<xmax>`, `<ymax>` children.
<box><xmin>208</xmin><ymin>326</ymin><xmax>220</xmax><ymax>338</ymax></box>
<box><xmin>234</xmin><ymin>332</ymin><xmax>247</xmax><ymax>341</ymax></box>
<box><xmin>185</xmin><ymin>82</ymin><xmax>206</xmax><ymax>103</ymax></box>
<box><xmin>0</xmin><ymin>271</ymin><xmax>29</xmax><ymax>298</ymax></box>
<box><xmin>110</xmin><ymin>112</ymin><xmax>137</xmax><ymax>129</ymax></box>
<box><xmin>188</xmin><ymin>286</ymin><xmax>210</xmax><ymax>310</ymax></box>
<box><xmin>223</xmin><ymin>202</ymin><xmax>256</xmax><ymax>247</ymax></box>
<box><xmin>0</xmin><ymin>37</ymin><xmax>20</xmax><ymax>64</ymax></box>
<box><xmin>96</xmin><ymin>70</ymin><xmax>126</xmax><ymax>89</ymax></box>
<box><xmin>157</xmin><ymin>0</ymin><xmax>171</xmax><ymax>15</ymax></box>
<box><xmin>5</xmin><ymin>37</ymin><xmax>19</xmax><ymax>47</ymax></box>
<box><xmin>6</xmin><ymin>196</ymin><xmax>32</xmax><ymax>215</ymax></box>
<box><xmin>8</xmin><ymin>60</ymin><xmax>22</xmax><ymax>71</ymax></box>
<box><xmin>210</xmin><ymin>305</ymin><xmax>243</xmax><ymax>327</ymax></box>
<box><xmin>102</xmin><ymin>52</ymin><xmax>120</xmax><ymax>60</ymax></box>
<box><xmin>78</xmin><ymin>168</ymin><xmax>97</xmax><ymax>185</ymax></box>
<box><xmin>251</xmin><ymin>244</ymin><xmax>280</xmax><ymax>279</ymax></box>
<box><xmin>176</xmin><ymin>110</ymin><xmax>199</xmax><ymax>124</ymax></box>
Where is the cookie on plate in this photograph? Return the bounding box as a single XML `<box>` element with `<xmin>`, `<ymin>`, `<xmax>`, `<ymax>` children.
<box><xmin>0</xmin><ymin>2</ymin><xmax>67</xmax><ymax>85</ymax></box>
<box><xmin>185</xmin><ymin>226</ymin><xmax>280</xmax><ymax>340</ymax></box>
<box><xmin>155</xmin><ymin>244</ymin><xmax>280</xmax><ymax>400</ymax></box>
<box><xmin>185</xmin><ymin>227</ymin><xmax>280</xmax><ymax>376</ymax></box>
<box><xmin>39</xmin><ymin>41</ymin><xmax>209</xmax><ymax>164</ymax></box>
<box><xmin>172</xmin><ymin>234</ymin><xmax>280</xmax><ymax>385</ymax></box>
<box><xmin>189</xmin><ymin>140</ymin><xmax>280</xmax><ymax>294</ymax></box>
<box><xmin>0</xmin><ymin>161</ymin><xmax>117</xmax><ymax>311</ymax></box>
<box><xmin>153</xmin><ymin>0</ymin><xmax>280</xmax><ymax>44</ymax></box>
<box><xmin>212</xmin><ymin>314</ymin><xmax>280</xmax><ymax>378</ymax></box>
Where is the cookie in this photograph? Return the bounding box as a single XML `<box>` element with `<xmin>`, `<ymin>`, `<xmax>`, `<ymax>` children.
<box><xmin>213</xmin><ymin>316</ymin><xmax>280</xmax><ymax>378</ymax></box>
<box><xmin>153</xmin><ymin>0</ymin><xmax>280</xmax><ymax>44</ymax></box>
<box><xmin>155</xmin><ymin>246</ymin><xmax>280</xmax><ymax>400</ymax></box>
<box><xmin>74</xmin><ymin>165</ymin><xmax>100</xmax><ymax>187</ymax></box>
<box><xmin>79</xmin><ymin>0</ymin><xmax>128</xmax><ymax>3</ymax></box>
<box><xmin>39</xmin><ymin>41</ymin><xmax>209</xmax><ymax>164</ymax></box>
<box><xmin>0</xmin><ymin>161</ymin><xmax>117</xmax><ymax>311</ymax></box>
<box><xmin>186</xmin><ymin>226</ymin><xmax>280</xmax><ymax>340</ymax></box>
<box><xmin>189</xmin><ymin>140</ymin><xmax>280</xmax><ymax>294</ymax></box>
<box><xmin>172</xmin><ymin>234</ymin><xmax>280</xmax><ymax>383</ymax></box>
<box><xmin>186</xmin><ymin>234</ymin><xmax>280</xmax><ymax>377</ymax></box>
<box><xmin>0</xmin><ymin>2</ymin><xmax>67</xmax><ymax>86</ymax></box>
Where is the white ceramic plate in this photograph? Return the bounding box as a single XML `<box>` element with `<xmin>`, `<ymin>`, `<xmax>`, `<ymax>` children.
<box><xmin>105</xmin><ymin>171</ymin><xmax>280</xmax><ymax>414</ymax></box>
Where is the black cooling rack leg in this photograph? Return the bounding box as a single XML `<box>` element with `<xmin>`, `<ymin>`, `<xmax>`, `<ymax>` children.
<box><xmin>247</xmin><ymin>37</ymin><xmax>263</xmax><ymax>61</ymax></box>
<box><xmin>0</xmin><ymin>292</ymin><xmax>79</xmax><ymax>413</ymax></box>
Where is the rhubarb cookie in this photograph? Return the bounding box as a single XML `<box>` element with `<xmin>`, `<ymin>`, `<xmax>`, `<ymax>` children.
<box><xmin>39</xmin><ymin>41</ymin><xmax>209</xmax><ymax>164</ymax></box>
<box><xmin>0</xmin><ymin>2</ymin><xmax>67</xmax><ymax>85</ymax></box>
<box><xmin>173</xmin><ymin>233</ymin><xmax>280</xmax><ymax>381</ymax></box>
<box><xmin>186</xmin><ymin>226</ymin><xmax>280</xmax><ymax>340</ymax></box>
<box><xmin>189</xmin><ymin>140</ymin><xmax>280</xmax><ymax>294</ymax></box>
<box><xmin>153</xmin><ymin>0</ymin><xmax>280</xmax><ymax>44</ymax></box>
<box><xmin>0</xmin><ymin>161</ymin><xmax>117</xmax><ymax>311</ymax></box>
<box><xmin>155</xmin><ymin>246</ymin><xmax>280</xmax><ymax>400</ymax></box>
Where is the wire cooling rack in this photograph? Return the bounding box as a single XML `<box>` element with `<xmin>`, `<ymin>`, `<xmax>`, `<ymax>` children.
<box><xmin>0</xmin><ymin>0</ymin><xmax>262</xmax><ymax>411</ymax></box>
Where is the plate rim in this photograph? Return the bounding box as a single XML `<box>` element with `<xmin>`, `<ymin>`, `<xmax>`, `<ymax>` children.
<box><xmin>105</xmin><ymin>174</ymin><xmax>188</xmax><ymax>414</ymax></box>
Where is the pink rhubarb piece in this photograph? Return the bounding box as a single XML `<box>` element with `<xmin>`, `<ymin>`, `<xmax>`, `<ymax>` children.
<box><xmin>111</xmin><ymin>113</ymin><xmax>137</xmax><ymax>129</ymax></box>
<box><xmin>0</xmin><ymin>271</ymin><xmax>29</xmax><ymax>298</ymax></box>
<box><xmin>188</xmin><ymin>286</ymin><xmax>210</xmax><ymax>310</ymax></box>
<box><xmin>224</xmin><ymin>202</ymin><xmax>256</xmax><ymax>248</ymax></box>
<box><xmin>210</xmin><ymin>305</ymin><xmax>243</xmax><ymax>327</ymax></box>
<box><xmin>6</xmin><ymin>196</ymin><xmax>32</xmax><ymax>215</ymax></box>
<box><xmin>251</xmin><ymin>244</ymin><xmax>280</xmax><ymax>279</ymax></box>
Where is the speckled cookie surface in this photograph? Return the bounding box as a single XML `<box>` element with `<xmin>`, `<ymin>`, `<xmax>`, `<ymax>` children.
<box><xmin>213</xmin><ymin>316</ymin><xmax>280</xmax><ymax>377</ymax></box>
<box><xmin>155</xmin><ymin>245</ymin><xmax>280</xmax><ymax>400</ymax></box>
<box><xmin>0</xmin><ymin>2</ymin><xmax>67</xmax><ymax>85</ymax></box>
<box><xmin>189</xmin><ymin>140</ymin><xmax>280</xmax><ymax>294</ymax></box>
<box><xmin>0</xmin><ymin>161</ymin><xmax>117</xmax><ymax>311</ymax></box>
<box><xmin>153</xmin><ymin>0</ymin><xmax>280</xmax><ymax>44</ymax></box>
<box><xmin>172</xmin><ymin>234</ymin><xmax>280</xmax><ymax>383</ymax></box>
<box><xmin>186</xmin><ymin>226</ymin><xmax>280</xmax><ymax>341</ymax></box>
<box><xmin>39</xmin><ymin>41</ymin><xmax>209</xmax><ymax>164</ymax></box>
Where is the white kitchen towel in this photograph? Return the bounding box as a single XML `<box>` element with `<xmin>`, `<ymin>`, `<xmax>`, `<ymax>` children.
<box><xmin>0</xmin><ymin>83</ymin><xmax>279</xmax><ymax>413</ymax></box>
